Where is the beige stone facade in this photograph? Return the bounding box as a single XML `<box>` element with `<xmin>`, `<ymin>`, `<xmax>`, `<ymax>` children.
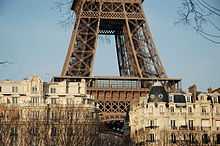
<box><xmin>130</xmin><ymin>83</ymin><xmax>220</xmax><ymax>145</ymax></box>
<box><xmin>0</xmin><ymin>75</ymin><xmax>94</xmax><ymax>107</ymax></box>
<box><xmin>0</xmin><ymin>76</ymin><xmax>98</xmax><ymax>146</ymax></box>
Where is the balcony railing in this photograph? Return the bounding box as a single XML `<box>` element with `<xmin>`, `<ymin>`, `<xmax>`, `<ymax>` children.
<box><xmin>201</xmin><ymin>112</ymin><xmax>210</xmax><ymax>116</ymax></box>
<box><xmin>145</xmin><ymin>125</ymin><xmax>159</xmax><ymax>129</ymax></box>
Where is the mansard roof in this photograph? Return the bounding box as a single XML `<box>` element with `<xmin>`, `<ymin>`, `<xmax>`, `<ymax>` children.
<box><xmin>148</xmin><ymin>82</ymin><xmax>169</xmax><ymax>103</ymax></box>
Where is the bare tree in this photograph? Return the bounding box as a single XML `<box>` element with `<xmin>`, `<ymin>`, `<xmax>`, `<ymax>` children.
<box><xmin>54</xmin><ymin>0</ymin><xmax>74</xmax><ymax>28</ymax></box>
<box><xmin>177</xmin><ymin>0</ymin><xmax>220</xmax><ymax>44</ymax></box>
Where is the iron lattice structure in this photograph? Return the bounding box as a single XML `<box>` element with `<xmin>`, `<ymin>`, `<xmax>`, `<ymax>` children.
<box><xmin>62</xmin><ymin>0</ymin><xmax>166</xmax><ymax>78</ymax></box>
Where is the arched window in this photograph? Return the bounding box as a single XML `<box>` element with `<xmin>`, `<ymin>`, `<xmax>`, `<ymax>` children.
<box><xmin>202</xmin><ymin>134</ymin><xmax>209</xmax><ymax>144</ymax></box>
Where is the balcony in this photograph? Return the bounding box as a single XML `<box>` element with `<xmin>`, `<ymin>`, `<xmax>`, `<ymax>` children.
<box><xmin>201</xmin><ymin>112</ymin><xmax>210</xmax><ymax>117</ymax></box>
<box><xmin>201</xmin><ymin>127</ymin><xmax>211</xmax><ymax>131</ymax></box>
<box><xmin>171</xmin><ymin>126</ymin><xmax>178</xmax><ymax>130</ymax></box>
<box><xmin>179</xmin><ymin>125</ymin><xmax>188</xmax><ymax>130</ymax></box>
<box><xmin>145</xmin><ymin>125</ymin><xmax>159</xmax><ymax>129</ymax></box>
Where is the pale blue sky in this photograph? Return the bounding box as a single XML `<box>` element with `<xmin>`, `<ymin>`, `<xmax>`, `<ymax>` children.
<box><xmin>0</xmin><ymin>0</ymin><xmax>220</xmax><ymax>91</ymax></box>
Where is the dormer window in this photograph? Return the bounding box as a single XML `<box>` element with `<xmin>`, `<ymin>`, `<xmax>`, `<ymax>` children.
<box><xmin>12</xmin><ymin>86</ymin><xmax>18</xmax><ymax>93</ymax></box>
<box><xmin>170</xmin><ymin>106</ymin><xmax>175</xmax><ymax>112</ymax></box>
<box><xmin>32</xmin><ymin>86</ymin><xmax>38</xmax><ymax>94</ymax></box>
<box><xmin>12</xmin><ymin>97</ymin><xmax>18</xmax><ymax>104</ymax></box>
<box><xmin>150</xmin><ymin>94</ymin><xmax>155</xmax><ymax>99</ymax></box>
<box><xmin>50</xmin><ymin>88</ymin><xmax>56</xmax><ymax>94</ymax></box>
<box><xmin>169</xmin><ymin>95</ymin><xmax>173</xmax><ymax>102</ymax></box>
<box><xmin>213</xmin><ymin>97</ymin><xmax>218</xmax><ymax>103</ymax></box>
<box><xmin>201</xmin><ymin>96</ymin><xmax>204</xmax><ymax>101</ymax></box>
<box><xmin>187</xmin><ymin>96</ymin><xmax>191</xmax><ymax>102</ymax></box>
<box><xmin>158</xmin><ymin>94</ymin><xmax>163</xmax><ymax>99</ymax></box>
<box><xmin>202</xmin><ymin>107</ymin><xmax>206</xmax><ymax>113</ymax></box>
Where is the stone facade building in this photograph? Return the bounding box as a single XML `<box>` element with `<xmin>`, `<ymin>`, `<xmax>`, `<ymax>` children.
<box><xmin>130</xmin><ymin>82</ymin><xmax>220</xmax><ymax>145</ymax></box>
<box><xmin>0</xmin><ymin>75</ymin><xmax>92</xmax><ymax>106</ymax></box>
<box><xmin>0</xmin><ymin>76</ymin><xmax>99</xmax><ymax>146</ymax></box>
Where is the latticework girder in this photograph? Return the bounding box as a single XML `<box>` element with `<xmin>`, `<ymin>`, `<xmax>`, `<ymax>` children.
<box><xmin>62</xmin><ymin>0</ymin><xmax>167</xmax><ymax>78</ymax></box>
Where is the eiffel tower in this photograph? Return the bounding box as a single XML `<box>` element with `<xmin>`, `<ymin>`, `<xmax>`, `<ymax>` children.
<box><xmin>56</xmin><ymin>0</ymin><xmax>181</xmax><ymax>127</ymax></box>
<box><xmin>62</xmin><ymin>0</ymin><xmax>166</xmax><ymax>78</ymax></box>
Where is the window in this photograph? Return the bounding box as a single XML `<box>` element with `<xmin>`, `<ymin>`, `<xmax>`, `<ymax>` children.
<box><xmin>217</xmin><ymin>134</ymin><xmax>220</xmax><ymax>144</ymax></box>
<box><xmin>149</xmin><ymin>106</ymin><xmax>153</xmax><ymax>113</ymax></box>
<box><xmin>188</xmin><ymin>107</ymin><xmax>192</xmax><ymax>113</ymax></box>
<box><xmin>67</xmin><ymin>127</ymin><xmax>73</xmax><ymax>136</ymax></box>
<box><xmin>170</xmin><ymin>106</ymin><xmax>175</xmax><ymax>112</ymax></box>
<box><xmin>218</xmin><ymin>96</ymin><xmax>220</xmax><ymax>104</ymax></box>
<box><xmin>158</xmin><ymin>93</ymin><xmax>163</xmax><ymax>99</ymax></box>
<box><xmin>214</xmin><ymin>97</ymin><xmax>218</xmax><ymax>103</ymax></box>
<box><xmin>202</xmin><ymin>134</ymin><xmax>209</xmax><ymax>144</ymax></box>
<box><xmin>0</xmin><ymin>86</ymin><xmax>2</xmax><ymax>92</ymax></box>
<box><xmin>187</xmin><ymin>96</ymin><xmax>191</xmax><ymax>102</ymax></box>
<box><xmin>12</xmin><ymin>97</ymin><xmax>18</xmax><ymax>104</ymax></box>
<box><xmin>51</xmin><ymin>111</ymin><xmax>57</xmax><ymax>120</ymax></box>
<box><xmin>171</xmin><ymin>120</ymin><xmax>176</xmax><ymax>129</ymax></box>
<box><xmin>159</xmin><ymin>106</ymin><xmax>164</xmax><ymax>113</ymax></box>
<box><xmin>149</xmin><ymin>134</ymin><xmax>155</xmax><ymax>142</ymax></box>
<box><xmin>216</xmin><ymin>120</ymin><xmax>220</xmax><ymax>127</ymax></box>
<box><xmin>201</xmin><ymin>96</ymin><xmax>204</xmax><ymax>100</ymax></box>
<box><xmin>169</xmin><ymin>95</ymin><xmax>173</xmax><ymax>102</ymax></box>
<box><xmin>31</xmin><ymin>97</ymin><xmax>39</xmax><ymax>105</ymax></box>
<box><xmin>189</xmin><ymin>134</ymin><xmax>195</xmax><ymax>144</ymax></box>
<box><xmin>171</xmin><ymin>133</ymin><xmax>176</xmax><ymax>143</ymax></box>
<box><xmin>51</xmin><ymin>98</ymin><xmax>56</xmax><ymax>104</ymax></box>
<box><xmin>78</xmin><ymin>82</ymin><xmax>81</xmax><ymax>93</ymax></box>
<box><xmin>12</xmin><ymin>86</ymin><xmax>18</xmax><ymax>93</ymax></box>
<box><xmin>67</xmin><ymin>98</ymin><xmax>73</xmax><ymax>105</ymax></box>
<box><xmin>202</xmin><ymin>120</ymin><xmax>210</xmax><ymax>127</ymax></box>
<box><xmin>202</xmin><ymin>107</ymin><xmax>206</xmax><ymax>113</ymax></box>
<box><xmin>50</xmin><ymin>88</ymin><xmax>56</xmax><ymax>94</ymax></box>
<box><xmin>7</xmin><ymin>98</ymin><xmax>10</xmax><ymax>104</ymax></box>
<box><xmin>150</xmin><ymin>120</ymin><xmax>154</xmax><ymax>128</ymax></box>
<box><xmin>32</xmin><ymin>111</ymin><xmax>39</xmax><ymax>119</ymax></box>
<box><xmin>32</xmin><ymin>86</ymin><xmax>37</xmax><ymax>93</ymax></box>
<box><xmin>10</xmin><ymin>127</ymin><xmax>18</xmax><ymax>136</ymax></box>
<box><xmin>10</xmin><ymin>127</ymin><xmax>18</xmax><ymax>146</ymax></box>
<box><xmin>51</xmin><ymin>127</ymin><xmax>57</xmax><ymax>137</ymax></box>
<box><xmin>189</xmin><ymin>120</ymin><xmax>193</xmax><ymax>129</ymax></box>
<box><xmin>30</xmin><ymin>127</ymin><xmax>38</xmax><ymax>136</ymax></box>
<box><xmin>150</xmin><ymin>94</ymin><xmax>155</xmax><ymax>99</ymax></box>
